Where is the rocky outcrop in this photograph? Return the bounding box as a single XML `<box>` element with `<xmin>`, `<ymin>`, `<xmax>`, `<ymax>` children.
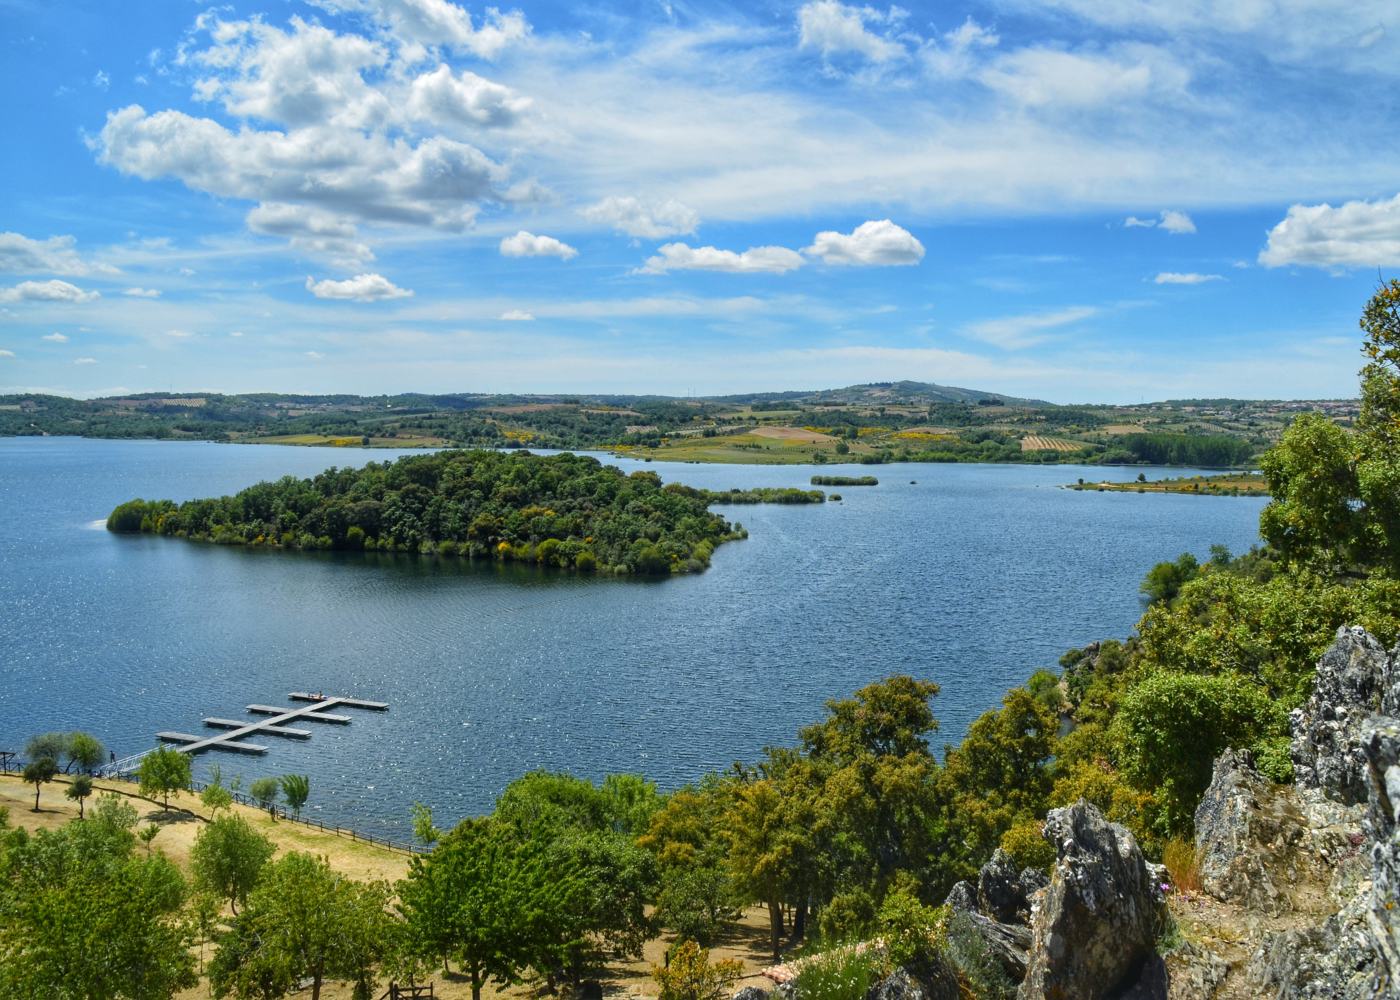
<box><xmin>1193</xmin><ymin>749</ymin><xmax>1317</xmax><ymax>915</ymax></box>
<box><xmin>1018</xmin><ymin>800</ymin><xmax>1166</xmax><ymax>1000</ymax></box>
<box><xmin>1363</xmin><ymin>718</ymin><xmax>1400</xmax><ymax>992</ymax></box>
<box><xmin>1292</xmin><ymin>625</ymin><xmax>1396</xmax><ymax>805</ymax></box>
<box><xmin>977</xmin><ymin>848</ymin><xmax>1046</xmax><ymax>924</ymax></box>
<box><xmin>863</xmin><ymin>964</ymin><xmax>960</xmax><ymax>1000</ymax></box>
<box><xmin>942</xmin><ymin>880</ymin><xmax>977</xmax><ymax>914</ymax></box>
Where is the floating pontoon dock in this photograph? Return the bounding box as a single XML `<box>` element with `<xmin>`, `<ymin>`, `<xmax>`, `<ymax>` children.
<box><xmin>149</xmin><ymin>694</ymin><xmax>388</xmax><ymax>758</ymax></box>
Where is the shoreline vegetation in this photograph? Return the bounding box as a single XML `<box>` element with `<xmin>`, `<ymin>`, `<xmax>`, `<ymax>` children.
<box><xmin>810</xmin><ymin>475</ymin><xmax>879</xmax><ymax>486</ymax></box>
<box><xmin>2</xmin><ymin>380</ymin><xmax>1351</xmax><ymax>469</ymax></box>
<box><xmin>1066</xmin><ymin>471</ymin><xmax>1269</xmax><ymax>496</ymax></box>
<box><xmin>106</xmin><ymin>448</ymin><xmax>826</xmax><ymax>576</ymax></box>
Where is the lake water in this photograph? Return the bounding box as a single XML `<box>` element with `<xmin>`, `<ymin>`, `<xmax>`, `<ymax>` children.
<box><xmin>0</xmin><ymin>437</ymin><xmax>1268</xmax><ymax>836</ymax></box>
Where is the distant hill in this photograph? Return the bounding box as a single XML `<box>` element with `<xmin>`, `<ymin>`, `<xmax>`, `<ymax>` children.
<box><xmin>707</xmin><ymin>380</ymin><xmax>1051</xmax><ymax>408</ymax></box>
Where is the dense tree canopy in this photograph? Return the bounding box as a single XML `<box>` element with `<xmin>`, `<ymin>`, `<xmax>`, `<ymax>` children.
<box><xmin>109</xmin><ymin>449</ymin><xmax>823</xmax><ymax>575</ymax></box>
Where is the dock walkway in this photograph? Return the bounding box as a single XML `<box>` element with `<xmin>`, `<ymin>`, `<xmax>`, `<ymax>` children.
<box><xmin>153</xmin><ymin>694</ymin><xmax>388</xmax><ymax>757</ymax></box>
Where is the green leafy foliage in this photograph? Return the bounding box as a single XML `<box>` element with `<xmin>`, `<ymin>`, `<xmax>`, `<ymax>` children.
<box><xmin>0</xmin><ymin>815</ymin><xmax>197</xmax><ymax>999</ymax></box>
<box><xmin>279</xmin><ymin>774</ymin><xmax>310</xmax><ymax>819</ymax></box>
<box><xmin>651</xmin><ymin>940</ymin><xmax>743</xmax><ymax>1000</ymax></box>
<box><xmin>191</xmin><ymin>815</ymin><xmax>275</xmax><ymax>914</ymax></box>
<box><xmin>138</xmin><ymin>747</ymin><xmax>192</xmax><ymax>811</ymax></box>
<box><xmin>105</xmin><ymin>449</ymin><xmax>801</xmax><ymax>575</ymax></box>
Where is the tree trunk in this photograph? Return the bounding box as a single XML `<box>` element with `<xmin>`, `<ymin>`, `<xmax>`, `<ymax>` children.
<box><xmin>33</xmin><ymin>783</ymin><xmax>40</xmax><ymax>811</ymax></box>
<box><xmin>792</xmin><ymin>900</ymin><xmax>807</xmax><ymax>943</ymax></box>
<box><xmin>78</xmin><ymin>797</ymin><xmax>84</xmax><ymax>819</ymax></box>
<box><xmin>312</xmin><ymin>971</ymin><xmax>322</xmax><ymax>1000</ymax></box>
<box><xmin>768</xmin><ymin>896</ymin><xmax>783</xmax><ymax>963</ymax></box>
<box><xmin>471</xmin><ymin>964</ymin><xmax>482</xmax><ymax>1000</ymax></box>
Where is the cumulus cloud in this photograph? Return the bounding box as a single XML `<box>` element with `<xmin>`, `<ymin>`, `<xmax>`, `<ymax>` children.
<box><xmin>1159</xmin><ymin>210</ymin><xmax>1196</xmax><ymax>234</ymax></box>
<box><xmin>41</xmin><ymin>332</ymin><xmax>69</xmax><ymax>342</ymax></box>
<box><xmin>0</xmin><ymin>232</ymin><xmax>118</xmax><ymax>276</ymax></box>
<box><xmin>246</xmin><ymin>203</ymin><xmax>373</xmax><ymax>265</ymax></box>
<box><xmin>499</xmin><ymin>308</ymin><xmax>535</xmax><ymax>320</ymax></box>
<box><xmin>74</xmin><ymin>357</ymin><xmax>98</xmax><ymax>365</ymax></box>
<box><xmin>123</xmin><ymin>287</ymin><xmax>161</xmax><ymax>298</ymax></box>
<box><xmin>797</xmin><ymin>1</ymin><xmax>906</xmax><ymax>63</ymax></box>
<box><xmin>1259</xmin><ymin>193</ymin><xmax>1400</xmax><ymax>268</ymax></box>
<box><xmin>582</xmin><ymin>196</ymin><xmax>699</xmax><ymax>239</ymax></box>
<box><xmin>97</xmin><ymin>105</ymin><xmax>507</xmax><ymax>234</ymax></box>
<box><xmin>1123</xmin><ymin>210</ymin><xmax>1196</xmax><ymax>233</ymax></box>
<box><xmin>804</xmin><ymin>220</ymin><xmax>924</xmax><ymax>266</ymax></box>
<box><xmin>1154</xmin><ymin>271</ymin><xmax>1222</xmax><ymax>284</ymax></box>
<box><xmin>313</xmin><ymin>0</ymin><xmax>530</xmax><ymax>60</ymax></box>
<box><xmin>0</xmin><ymin>280</ymin><xmax>100</xmax><ymax>303</ymax></box>
<box><xmin>407</xmin><ymin>64</ymin><xmax>530</xmax><ymax>127</ymax></box>
<box><xmin>499</xmin><ymin>231</ymin><xmax>578</xmax><ymax>260</ymax></box>
<box><xmin>964</xmin><ymin>305</ymin><xmax>1099</xmax><ymax>349</ymax></box>
<box><xmin>305</xmin><ymin>272</ymin><xmax>414</xmax><ymax>301</ymax></box>
<box><xmin>639</xmin><ymin>243</ymin><xmax>805</xmax><ymax>275</ymax></box>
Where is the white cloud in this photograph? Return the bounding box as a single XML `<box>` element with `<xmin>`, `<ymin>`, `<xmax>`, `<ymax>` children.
<box><xmin>797</xmin><ymin>1</ymin><xmax>905</xmax><ymax>63</ymax></box>
<box><xmin>93</xmin><ymin>70</ymin><xmax>110</xmax><ymax>90</ymax></box>
<box><xmin>499</xmin><ymin>231</ymin><xmax>578</xmax><ymax>260</ymax></box>
<box><xmin>305</xmin><ymin>272</ymin><xmax>414</xmax><ymax>301</ymax></box>
<box><xmin>166</xmin><ymin>329</ymin><xmax>193</xmax><ymax>339</ymax></box>
<box><xmin>246</xmin><ymin>203</ymin><xmax>373</xmax><ymax>265</ymax></box>
<box><xmin>313</xmin><ymin>0</ymin><xmax>530</xmax><ymax>60</ymax></box>
<box><xmin>229</xmin><ymin>331</ymin><xmax>245</xmax><ymax>337</ymax></box>
<box><xmin>639</xmin><ymin>243</ymin><xmax>805</xmax><ymax>275</ymax></box>
<box><xmin>0</xmin><ymin>280</ymin><xmax>100</xmax><ymax>303</ymax></box>
<box><xmin>979</xmin><ymin>46</ymin><xmax>1184</xmax><ymax>108</ymax></box>
<box><xmin>97</xmin><ymin>104</ymin><xmax>508</xmax><ymax>234</ymax></box>
<box><xmin>499</xmin><ymin>308</ymin><xmax>535</xmax><ymax>321</ymax></box>
<box><xmin>581</xmin><ymin>197</ymin><xmax>698</xmax><ymax>239</ymax></box>
<box><xmin>0</xmin><ymin>349</ymin><xmax>14</xmax><ymax>359</ymax></box>
<box><xmin>123</xmin><ymin>287</ymin><xmax>161</xmax><ymax>298</ymax></box>
<box><xmin>804</xmin><ymin>219</ymin><xmax>924</xmax><ymax>266</ymax></box>
<box><xmin>305</xmin><ymin>350</ymin><xmax>325</xmax><ymax>360</ymax></box>
<box><xmin>0</xmin><ymin>232</ymin><xmax>118</xmax><ymax>276</ymax></box>
<box><xmin>1154</xmin><ymin>272</ymin><xmax>1223</xmax><ymax>284</ymax></box>
<box><xmin>1259</xmin><ymin>193</ymin><xmax>1400</xmax><ymax>268</ymax></box>
<box><xmin>1159</xmin><ymin>210</ymin><xmax>1196</xmax><ymax>234</ymax></box>
<box><xmin>1123</xmin><ymin>210</ymin><xmax>1196</xmax><ymax>233</ymax></box>
<box><xmin>924</xmin><ymin>18</ymin><xmax>999</xmax><ymax>77</ymax></box>
<box><xmin>964</xmin><ymin>305</ymin><xmax>1099</xmax><ymax>349</ymax></box>
<box><xmin>41</xmin><ymin>332</ymin><xmax>69</xmax><ymax>343</ymax></box>
<box><xmin>406</xmin><ymin>64</ymin><xmax>530</xmax><ymax>128</ymax></box>
<box><xmin>74</xmin><ymin>357</ymin><xmax>98</xmax><ymax>365</ymax></box>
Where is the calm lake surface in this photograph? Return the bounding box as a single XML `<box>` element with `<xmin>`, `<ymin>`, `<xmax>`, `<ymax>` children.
<box><xmin>1</xmin><ymin>437</ymin><xmax>1268</xmax><ymax>836</ymax></box>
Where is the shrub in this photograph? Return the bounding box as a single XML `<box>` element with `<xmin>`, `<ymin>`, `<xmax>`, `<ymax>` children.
<box><xmin>999</xmin><ymin>819</ymin><xmax>1055</xmax><ymax>873</ymax></box>
<box><xmin>652</xmin><ymin>941</ymin><xmax>743</xmax><ymax>1000</ymax></box>
<box><xmin>792</xmin><ymin>944</ymin><xmax>886</xmax><ymax>1000</ymax></box>
<box><xmin>1161</xmin><ymin>838</ymin><xmax>1200</xmax><ymax>894</ymax></box>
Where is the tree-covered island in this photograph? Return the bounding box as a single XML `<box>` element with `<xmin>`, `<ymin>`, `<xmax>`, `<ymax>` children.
<box><xmin>106</xmin><ymin>449</ymin><xmax>825</xmax><ymax>575</ymax></box>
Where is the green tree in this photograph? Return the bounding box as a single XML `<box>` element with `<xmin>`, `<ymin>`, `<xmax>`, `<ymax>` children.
<box><xmin>724</xmin><ymin>779</ymin><xmax>793</xmax><ymax>962</ymax></box>
<box><xmin>411</xmin><ymin>802</ymin><xmax>441</xmax><ymax>845</ymax></box>
<box><xmin>191</xmin><ymin>814</ymin><xmax>275</xmax><ymax>914</ymax></box>
<box><xmin>0</xmin><ymin>817</ymin><xmax>197</xmax><ymax>999</ymax></box>
<box><xmin>397</xmin><ymin>818</ymin><xmax>544</xmax><ymax>1000</ymax></box>
<box><xmin>1139</xmin><ymin>552</ymin><xmax>1200</xmax><ymax>605</ymax></box>
<box><xmin>1259</xmin><ymin>413</ymin><xmax>1361</xmax><ymax>572</ymax></box>
<box><xmin>279</xmin><ymin>774</ymin><xmax>310</xmax><ymax>819</ymax></box>
<box><xmin>211</xmin><ymin>852</ymin><xmax>393</xmax><ymax>1000</ymax></box>
<box><xmin>22</xmin><ymin>757</ymin><xmax>57</xmax><ymax>812</ymax></box>
<box><xmin>66</xmin><ymin>774</ymin><xmax>94</xmax><ymax>818</ymax></box>
<box><xmin>249</xmin><ymin>777</ymin><xmax>280</xmax><ymax>817</ymax></box>
<box><xmin>138</xmin><ymin>747</ymin><xmax>192</xmax><ymax>812</ymax></box>
<box><xmin>1112</xmin><ymin>672</ymin><xmax>1287</xmax><ymax>836</ymax></box>
<box><xmin>66</xmin><ymin>731</ymin><xmax>105</xmax><ymax>773</ymax></box>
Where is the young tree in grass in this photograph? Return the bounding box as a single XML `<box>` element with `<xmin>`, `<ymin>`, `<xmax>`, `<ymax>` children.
<box><xmin>138</xmin><ymin>747</ymin><xmax>192</xmax><ymax>812</ymax></box>
<box><xmin>65</xmin><ymin>774</ymin><xmax>93</xmax><ymax>818</ymax></box>
<box><xmin>65</xmin><ymin>731</ymin><xmax>105</xmax><ymax>774</ymax></box>
<box><xmin>201</xmin><ymin>782</ymin><xmax>234</xmax><ymax>814</ymax></box>
<box><xmin>25</xmin><ymin>732</ymin><xmax>69</xmax><ymax>768</ymax></box>
<box><xmin>139</xmin><ymin>823</ymin><xmax>162</xmax><ymax>855</ymax></box>
<box><xmin>279</xmin><ymin>774</ymin><xmax>310</xmax><ymax>820</ymax></box>
<box><xmin>411</xmin><ymin>802</ymin><xmax>441</xmax><ymax>846</ymax></box>
<box><xmin>248</xmin><ymin>777</ymin><xmax>280</xmax><ymax>818</ymax></box>
<box><xmin>191</xmin><ymin>814</ymin><xmax>275</xmax><ymax>914</ymax></box>
<box><xmin>23</xmin><ymin>757</ymin><xmax>57</xmax><ymax>812</ymax></box>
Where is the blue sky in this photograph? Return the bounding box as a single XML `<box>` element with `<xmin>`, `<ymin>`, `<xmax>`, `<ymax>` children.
<box><xmin>2</xmin><ymin>0</ymin><xmax>1399</xmax><ymax>403</ymax></box>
